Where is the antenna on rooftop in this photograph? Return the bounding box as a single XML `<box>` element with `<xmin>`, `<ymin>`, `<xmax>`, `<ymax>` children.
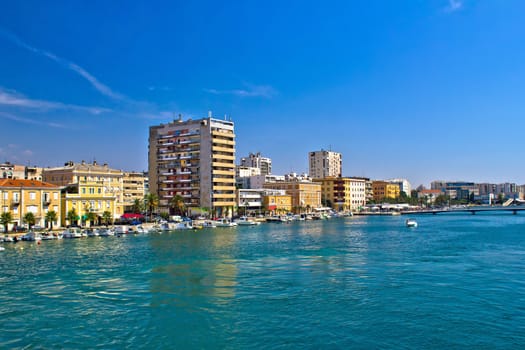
<box><xmin>208</xmin><ymin>110</ymin><xmax>212</xmax><ymax>119</ymax></box>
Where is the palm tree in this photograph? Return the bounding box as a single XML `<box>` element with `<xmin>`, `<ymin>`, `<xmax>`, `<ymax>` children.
<box><xmin>132</xmin><ymin>198</ymin><xmax>144</xmax><ymax>214</ymax></box>
<box><xmin>1</xmin><ymin>211</ymin><xmax>13</xmax><ymax>233</ymax></box>
<box><xmin>67</xmin><ymin>208</ymin><xmax>78</xmax><ymax>227</ymax></box>
<box><xmin>23</xmin><ymin>212</ymin><xmax>36</xmax><ymax>230</ymax></box>
<box><xmin>144</xmin><ymin>193</ymin><xmax>159</xmax><ymax>222</ymax></box>
<box><xmin>85</xmin><ymin>211</ymin><xmax>97</xmax><ymax>227</ymax></box>
<box><xmin>102</xmin><ymin>211</ymin><xmax>112</xmax><ymax>227</ymax></box>
<box><xmin>45</xmin><ymin>210</ymin><xmax>58</xmax><ymax>230</ymax></box>
<box><xmin>169</xmin><ymin>195</ymin><xmax>186</xmax><ymax>216</ymax></box>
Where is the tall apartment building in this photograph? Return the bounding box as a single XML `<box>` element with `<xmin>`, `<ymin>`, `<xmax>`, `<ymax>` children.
<box><xmin>240</xmin><ymin>152</ymin><xmax>272</xmax><ymax>175</ymax></box>
<box><xmin>43</xmin><ymin>160</ymin><xmax>124</xmax><ymax>225</ymax></box>
<box><xmin>309</xmin><ymin>149</ymin><xmax>342</xmax><ymax>179</ymax></box>
<box><xmin>149</xmin><ymin>116</ymin><xmax>236</xmax><ymax>217</ymax></box>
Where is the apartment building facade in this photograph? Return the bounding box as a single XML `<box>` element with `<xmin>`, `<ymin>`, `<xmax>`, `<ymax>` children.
<box><xmin>240</xmin><ymin>152</ymin><xmax>272</xmax><ymax>176</ymax></box>
<box><xmin>149</xmin><ymin>116</ymin><xmax>236</xmax><ymax>217</ymax></box>
<box><xmin>122</xmin><ymin>171</ymin><xmax>146</xmax><ymax>212</ymax></box>
<box><xmin>43</xmin><ymin>161</ymin><xmax>124</xmax><ymax>225</ymax></box>
<box><xmin>263</xmin><ymin>181</ymin><xmax>321</xmax><ymax>212</ymax></box>
<box><xmin>372</xmin><ymin>180</ymin><xmax>400</xmax><ymax>201</ymax></box>
<box><xmin>309</xmin><ymin>149</ymin><xmax>342</xmax><ymax>179</ymax></box>
<box><xmin>0</xmin><ymin>179</ymin><xmax>61</xmax><ymax>230</ymax></box>
<box><xmin>314</xmin><ymin>177</ymin><xmax>366</xmax><ymax>211</ymax></box>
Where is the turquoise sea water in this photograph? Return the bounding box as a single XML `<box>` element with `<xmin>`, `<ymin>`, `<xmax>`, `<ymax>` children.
<box><xmin>1</xmin><ymin>214</ymin><xmax>525</xmax><ymax>349</ymax></box>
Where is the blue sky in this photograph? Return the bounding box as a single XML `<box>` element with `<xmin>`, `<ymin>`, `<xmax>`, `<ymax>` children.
<box><xmin>1</xmin><ymin>0</ymin><xmax>524</xmax><ymax>187</ymax></box>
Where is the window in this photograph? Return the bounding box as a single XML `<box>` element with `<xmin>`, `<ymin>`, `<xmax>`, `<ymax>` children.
<box><xmin>82</xmin><ymin>188</ymin><xmax>86</xmax><ymax>194</ymax></box>
<box><xmin>29</xmin><ymin>192</ymin><xmax>36</xmax><ymax>200</ymax></box>
<box><xmin>27</xmin><ymin>205</ymin><xmax>37</xmax><ymax>213</ymax></box>
<box><xmin>54</xmin><ymin>192</ymin><xmax>58</xmax><ymax>200</ymax></box>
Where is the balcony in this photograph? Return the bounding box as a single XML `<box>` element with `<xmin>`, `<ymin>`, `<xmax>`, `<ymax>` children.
<box><xmin>42</xmin><ymin>198</ymin><xmax>51</xmax><ymax>206</ymax></box>
<box><xmin>11</xmin><ymin>199</ymin><xmax>20</xmax><ymax>206</ymax></box>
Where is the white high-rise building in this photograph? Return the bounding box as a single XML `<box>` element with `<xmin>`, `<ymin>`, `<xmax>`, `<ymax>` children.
<box><xmin>240</xmin><ymin>152</ymin><xmax>272</xmax><ymax>175</ymax></box>
<box><xmin>309</xmin><ymin>150</ymin><xmax>342</xmax><ymax>179</ymax></box>
<box><xmin>387</xmin><ymin>178</ymin><xmax>412</xmax><ymax>197</ymax></box>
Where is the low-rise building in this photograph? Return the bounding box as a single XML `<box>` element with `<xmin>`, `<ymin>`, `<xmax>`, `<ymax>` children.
<box><xmin>123</xmin><ymin>171</ymin><xmax>146</xmax><ymax>212</ymax></box>
<box><xmin>372</xmin><ymin>181</ymin><xmax>400</xmax><ymax>201</ymax></box>
<box><xmin>314</xmin><ymin>177</ymin><xmax>366</xmax><ymax>211</ymax></box>
<box><xmin>0</xmin><ymin>179</ymin><xmax>61</xmax><ymax>230</ymax></box>
<box><xmin>263</xmin><ymin>192</ymin><xmax>292</xmax><ymax>214</ymax></box>
<box><xmin>263</xmin><ymin>181</ymin><xmax>321</xmax><ymax>212</ymax></box>
<box><xmin>43</xmin><ymin>160</ymin><xmax>124</xmax><ymax>226</ymax></box>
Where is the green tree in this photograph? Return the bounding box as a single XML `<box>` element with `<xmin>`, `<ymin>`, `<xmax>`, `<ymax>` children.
<box><xmin>159</xmin><ymin>212</ymin><xmax>169</xmax><ymax>221</ymax></box>
<box><xmin>85</xmin><ymin>211</ymin><xmax>97</xmax><ymax>227</ymax></box>
<box><xmin>132</xmin><ymin>198</ymin><xmax>144</xmax><ymax>214</ymax></box>
<box><xmin>102</xmin><ymin>211</ymin><xmax>112</xmax><ymax>227</ymax></box>
<box><xmin>169</xmin><ymin>195</ymin><xmax>186</xmax><ymax>216</ymax></box>
<box><xmin>45</xmin><ymin>210</ymin><xmax>58</xmax><ymax>230</ymax></box>
<box><xmin>434</xmin><ymin>195</ymin><xmax>449</xmax><ymax>207</ymax></box>
<box><xmin>67</xmin><ymin>208</ymin><xmax>78</xmax><ymax>226</ymax></box>
<box><xmin>1</xmin><ymin>211</ymin><xmax>13</xmax><ymax>233</ymax></box>
<box><xmin>144</xmin><ymin>193</ymin><xmax>159</xmax><ymax>221</ymax></box>
<box><xmin>23</xmin><ymin>212</ymin><xmax>36</xmax><ymax>230</ymax></box>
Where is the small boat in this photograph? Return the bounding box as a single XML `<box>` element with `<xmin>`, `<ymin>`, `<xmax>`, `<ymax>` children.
<box><xmin>135</xmin><ymin>225</ymin><xmax>150</xmax><ymax>234</ymax></box>
<box><xmin>114</xmin><ymin>226</ymin><xmax>129</xmax><ymax>234</ymax></box>
<box><xmin>235</xmin><ymin>216</ymin><xmax>260</xmax><ymax>226</ymax></box>
<box><xmin>2</xmin><ymin>235</ymin><xmax>14</xmax><ymax>243</ymax></box>
<box><xmin>406</xmin><ymin>219</ymin><xmax>418</xmax><ymax>228</ymax></box>
<box><xmin>86</xmin><ymin>229</ymin><xmax>101</xmax><ymax>237</ymax></box>
<box><xmin>21</xmin><ymin>231</ymin><xmax>42</xmax><ymax>241</ymax></box>
<box><xmin>201</xmin><ymin>220</ymin><xmax>217</xmax><ymax>228</ymax></box>
<box><xmin>99</xmin><ymin>228</ymin><xmax>115</xmax><ymax>237</ymax></box>
<box><xmin>215</xmin><ymin>218</ymin><xmax>237</xmax><ymax>227</ymax></box>
<box><xmin>62</xmin><ymin>227</ymin><xmax>84</xmax><ymax>238</ymax></box>
<box><xmin>0</xmin><ymin>246</ymin><xmax>5</xmax><ymax>251</ymax></box>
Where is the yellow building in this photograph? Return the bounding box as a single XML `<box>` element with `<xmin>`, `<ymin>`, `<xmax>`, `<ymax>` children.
<box><xmin>314</xmin><ymin>177</ymin><xmax>366</xmax><ymax>211</ymax></box>
<box><xmin>123</xmin><ymin>171</ymin><xmax>146</xmax><ymax>212</ymax></box>
<box><xmin>0</xmin><ymin>179</ymin><xmax>61</xmax><ymax>230</ymax></box>
<box><xmin>372</xmin><ymin>181</ymin><xmax>400</xmax><ymax>201</ymax></box>
<box><xmin>43</xmin><ymin>161</ymin><xmax>124</xmax><ymax>226</ymax></box>
<box><xmin>263</xmin><ymin>194</ymin><xmax>292</xmax><ymax>214</ymax></box>
<box><xmin>263</xmin><ymin>181</ymin><xmax>321</xmax><ymax>213</ymax></box>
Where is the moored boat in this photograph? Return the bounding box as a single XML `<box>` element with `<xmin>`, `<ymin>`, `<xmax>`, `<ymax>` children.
<box><xmin>235</xmin><ymin>216</ymin><xmax>260</xmax><ymax>226</ymax></box>
<box><xmin>215</xmin><ymin>218</ymin><xmax>237</xmax><ymax>227</ymax></box>
<box><xmin>62</xmin><ymin>227</ymin><xmax>83</xmax><ymax>238</ymax></box>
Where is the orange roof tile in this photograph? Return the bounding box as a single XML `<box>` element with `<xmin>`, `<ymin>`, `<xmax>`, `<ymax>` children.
<box><xmin>0</xmin><ymin>179</ymin><xmax>60</xmax><ymax>189</ymax></box>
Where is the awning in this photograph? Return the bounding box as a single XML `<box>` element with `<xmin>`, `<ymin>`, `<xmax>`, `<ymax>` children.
<box><xmin>121</xmin><ymin>213</ymin><xmax>144</xmax><ymax>219</ymax></box>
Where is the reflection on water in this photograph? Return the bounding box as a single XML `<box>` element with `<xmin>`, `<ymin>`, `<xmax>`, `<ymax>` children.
<box><xmin>1</xmin><ymin>215</ymin><xmax>525</xmax><ymax>348</ymax></box>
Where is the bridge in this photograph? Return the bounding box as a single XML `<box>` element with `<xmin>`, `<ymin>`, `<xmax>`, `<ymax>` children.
<box><xmin>401</xmin><ymin>206</ymin><xmax>525</xmax><ymax>215</ymax></box>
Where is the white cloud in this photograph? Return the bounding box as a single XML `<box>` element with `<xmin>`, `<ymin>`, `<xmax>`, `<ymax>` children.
<box><xmin>445</xmin><ymin>0</ymin><xmax>463</xmax><ymax>12</ymax></box>
<box><xmin>204</xmin><ymin>83</ymin><xmax>277</xmax><ymax>98</ymax></box>
<box><xmin>0</xmin><ymin>29</ymin><xmax>125</xmax><ymax>101</ymax></box>
<box><xmin>0</xmin><ymin>111</ymin><xmax>68</xmax><ymax>128</ymax></box>
<box><xmin>0</xmin><ymin>87</ymin><xmax>109</xmax><ymax>115</ymax></box>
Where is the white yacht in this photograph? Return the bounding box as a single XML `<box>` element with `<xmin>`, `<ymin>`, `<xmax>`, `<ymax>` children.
<box><xmin>215</xmin><ymin>218</ymin><xmax>238</xmax><ymax>227</ymax></box>
<box><xmin>235</xmin><ymin>216</ymin><xmax>260</xmax><ymax>226</ymax></box>
<box><xmin>62</xmin><ymin>227</ymin><xmax>84</xmax><ymax>238</ymax></box>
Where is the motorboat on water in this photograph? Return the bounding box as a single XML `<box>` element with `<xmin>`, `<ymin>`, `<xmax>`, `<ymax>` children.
<box><xmin>62</xmin><ymin>227</ymin><xmax>84</xmax><ymax>238</ymax></box>
<box><xmin>201</xmin><ymin>220</ymin><xmax>217</xmax><ymax>228</ymax></box>
<box><xmin>215</xmin><ymin>218</ymin><xmax>238</xmax><ymax>227</ymax></box>
<box><xmin>235</xmin><ymin>216</ymin><xmax>260</xmax><ymax>226</ymax></box>
<box><xmin>21</xmin><ymin>231</ymin><xmax>42</xmax><ymax>241</ymax></box>
<box><xmin>406</xmin><ymin>219</ymin><xmax>418</xmax><ymax>228</ymax></box>
<box><xmin>99</xmin><ymin>228</ymin><xmax>115</xmax><ymax>237</ymax></box>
